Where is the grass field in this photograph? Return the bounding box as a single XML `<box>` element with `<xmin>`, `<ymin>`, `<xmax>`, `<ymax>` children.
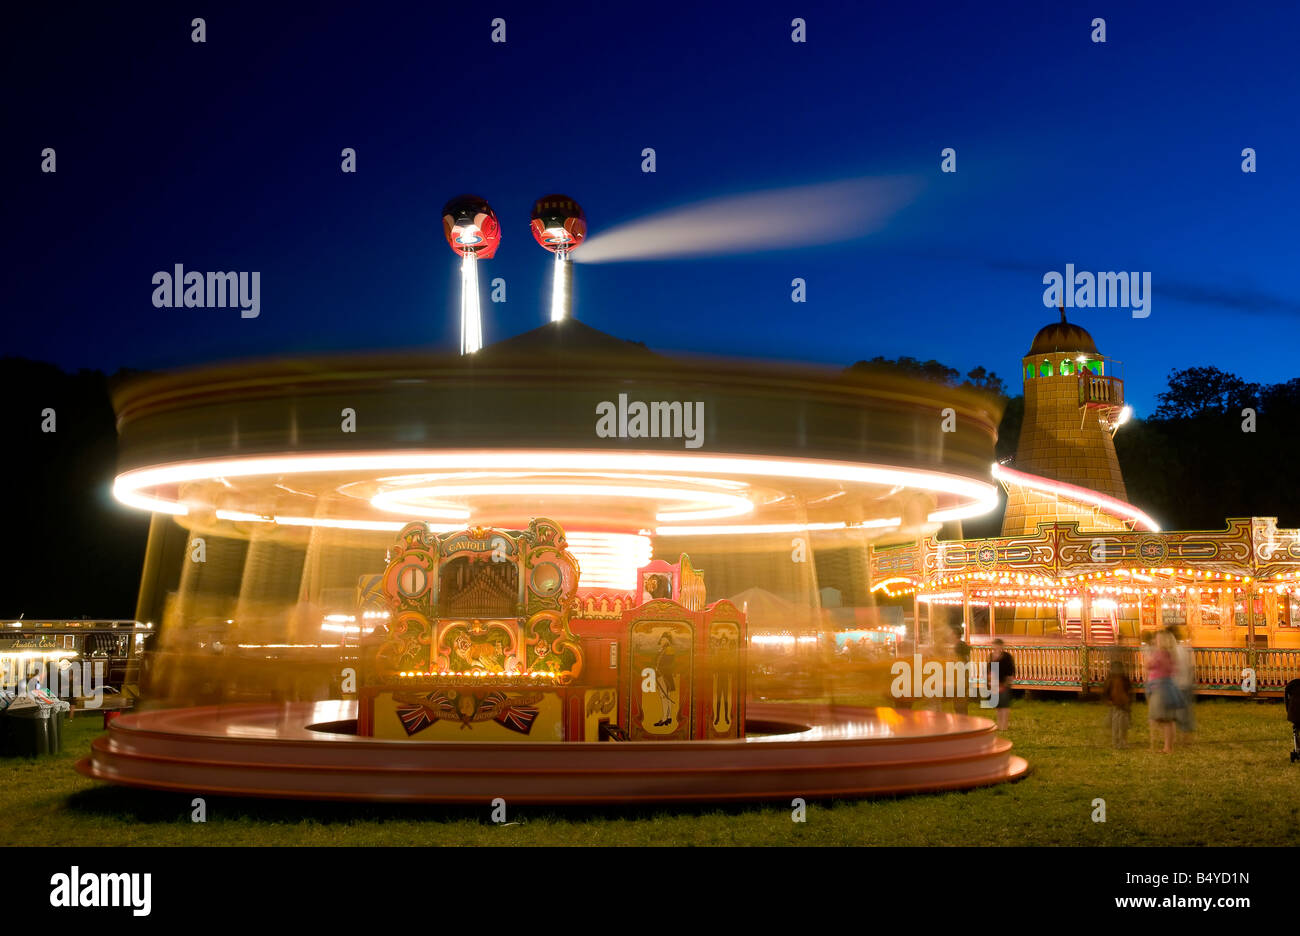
<box><xmin>3</xmin><ymin>697</ymin><xmax>1297</xmax><ymax>846</ymax></box>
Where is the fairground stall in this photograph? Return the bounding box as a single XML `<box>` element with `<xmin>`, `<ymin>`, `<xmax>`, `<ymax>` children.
<box><xmin>870</xmin><ymin>517</ymin><xmax>1300</xmax><ymax>696</ymax></box>
<box><xmin>1</xmin><ymin>620</ymin><xmax>147</xmax><ymax>709</ymax></box>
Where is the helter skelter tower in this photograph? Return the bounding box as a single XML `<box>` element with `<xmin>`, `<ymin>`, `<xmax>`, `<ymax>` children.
<box><xmin>1000</xmin><ymin>308</ymin><xmax>1132</xmax><ymax>538</ymax></box>
<box><xmin>995</xmin><ymin>309</ymin><xmax>1140</xmax><ymax>639</ymax></box>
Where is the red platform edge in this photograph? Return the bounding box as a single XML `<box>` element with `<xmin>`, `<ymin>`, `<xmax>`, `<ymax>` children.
<box><xmin>76</xmin><ymin>701</ymin><xmax>1029</xmax><ymax>804</ymax></box>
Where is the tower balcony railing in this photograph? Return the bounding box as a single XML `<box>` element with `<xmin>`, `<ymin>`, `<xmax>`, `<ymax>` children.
<box><xmin>1078</xmin><ymin>373</ymin><xmax>1124</xmax><ymax>407</ymax></box>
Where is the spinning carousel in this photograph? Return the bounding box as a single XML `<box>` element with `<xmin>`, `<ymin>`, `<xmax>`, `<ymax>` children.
<box><xmin>78</xmin><ymin>220</ymin><xmax>1028</xmax><ymax>801</ymax></box>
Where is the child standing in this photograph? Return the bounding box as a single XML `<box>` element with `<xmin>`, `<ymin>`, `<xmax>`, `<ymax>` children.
<box><xmin>1101</xmin><ymin>657</ymin><xmax>1133</xmax><ymax>749</ymax></box>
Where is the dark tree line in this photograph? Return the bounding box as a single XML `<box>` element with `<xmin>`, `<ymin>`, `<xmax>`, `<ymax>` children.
<box><xmin>0</xmin><ymin>359</ymin><xmax>151</xmax><ymax>619</ymax></box>
<box><xmin>847</xmin><ymin>356</ymin><xmax>1009</xmax><ymax>398</ymax></box>
<box><xmin>1116</xmin><ymin>368</ymin><xmax>1300</xmax><ymax>530</ymax></box>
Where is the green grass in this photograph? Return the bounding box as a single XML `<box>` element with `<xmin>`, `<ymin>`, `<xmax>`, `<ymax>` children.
<box><xmin>3</xmin><ymin>698</ymin><xmax>1298</xmax><ymax>845</ymax></box>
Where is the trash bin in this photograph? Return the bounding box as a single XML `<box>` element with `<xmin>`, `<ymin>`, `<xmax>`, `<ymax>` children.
<box><xmin>48</xmin><ymin>701</ymin><xmax>66</xmax><ymax>753</ymax></box>
<box><xmin>0</xmin><ymin>701</ymin><xmax>63</xmax><ymax>756</ymax></box>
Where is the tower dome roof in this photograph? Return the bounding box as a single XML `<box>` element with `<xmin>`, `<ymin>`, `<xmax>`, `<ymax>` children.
<box><xmin>1027</xmin><ymin>309</ymin><xmax>1097</xmax><ymax>356</ymax></box>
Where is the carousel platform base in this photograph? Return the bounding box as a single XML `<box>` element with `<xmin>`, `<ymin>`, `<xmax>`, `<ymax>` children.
<box><xmin>76</xmin><ymin>701</ymin><xmax>1028</xmax><ymax>803</ymax></box>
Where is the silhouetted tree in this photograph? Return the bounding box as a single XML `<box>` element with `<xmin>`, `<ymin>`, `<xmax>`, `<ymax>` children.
<box><xmin>963</xmin><ymin>365</ymin><xmax>1007</xmax><ymax>398</ymax></box>
<box><xmin>847</xmin><ymin>356</ymin><xmax>962</xmax><ymax>385</ymax></box>
<box><xmin>847</xmin><ymin>357</ymin><xmax>1006</xmax><ymax>397</ymax></box>
<box><xmin>1120</xmin><ymin>368</ymin><xmax>1298</xmax><ymax>529</ymax></box>
<box><xmin>1153</xmin><ymin>366</ymin><xmax>1260</xmax><ymax>419</ymax></box>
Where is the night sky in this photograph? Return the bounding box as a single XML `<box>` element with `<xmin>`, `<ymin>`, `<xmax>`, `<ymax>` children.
<box><xmin>6</xmin><ymin>0</ymin><xmax>1298</xmax><ymax>414</ymax></box>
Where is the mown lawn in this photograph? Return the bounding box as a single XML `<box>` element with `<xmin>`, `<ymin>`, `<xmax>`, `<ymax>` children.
<box><xmin>2</xmin><ymin>697</ymin><xmax>1297</xmax><ymax>846</ymax></box>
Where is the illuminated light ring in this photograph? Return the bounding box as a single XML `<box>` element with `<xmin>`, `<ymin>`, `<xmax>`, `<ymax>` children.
<box><xmin>871</xmin><ymin>577</ymin><xmax>914</xmax><ymax>593</ymax></box>
<box><xmin>275</xmin><ymin>516</ymin><xmax>405</xmax><ymax>532</ymax></box>
<box><xmin>214</xmin><ymin>509</ymin><xmax>271</xmax><ymax>523</ymax></box>
<box><xmin>347</xmin><ymin>495</ymin><xmax>472</xmax><ymax>520</ymax></box>
<box><xmin>113</xmin><ymin>449</ymin><xmax>999</xmax><ymax>522</ymax></box>
<box><xmin>209</xmin><ymin>521</ymin><xmax>653</xmax><ymax>602</ymax></box>
<box><xmin>927</xmin><ymin>504</ymin><xmax>984</xmax><ymax>523</ymax></box>
<box><xmin>215</xmin><ymin>509</ymin><xmax>649</xmax><ymax>591</ymax></box>
<box><xmin>656</xmin><ymin>510</ymin><xmax>1005</xmax><ymax>535</ymax></box>
<box><xmin>656</xmin><ymin>519</ymin><xmax>901</xmax><ymax>537</ymax></box>
<box><xmin>371</xmin><ymin>483</ymin><xmax>754</xmax><ymax>523</ymax></box>
<box><xmin>991</xmin><ymin>463</ymin><xmax>1160</xmax><ymax>532</ymax></box>
<box><xmin>366</xmin><ymin>470</ymin><xmax>752</xmax><ymax>491</ymax></box>
<box><xmin>564</xmin><ymin>531</ymin><xmax>652</xmax><ymax>591</ymax></box>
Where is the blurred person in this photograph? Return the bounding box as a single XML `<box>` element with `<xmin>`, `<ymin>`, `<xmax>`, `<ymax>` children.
<box><xmin>951</xmin><ymin>625</ymin><xmax>972</xmax><ymax>715</ymax></box>
<box><xmin>988</xmin><ymin>638</ymin><xmax>1015</xmax><ymax>730</ymax></box>
<box><xmin>1145</xmin><ymin>629</ymin><xmax>1179</xmax><ymax>753</ymax></box>
<box><xmin>1100</xmin><ymin>653</ymin><xmax>1133</xmax><ymax>749</ymax></box>
<box><xmin>1171</xmin><ymin>627</ymin><xmax>1197</xmax><ymax>737</ymax></box>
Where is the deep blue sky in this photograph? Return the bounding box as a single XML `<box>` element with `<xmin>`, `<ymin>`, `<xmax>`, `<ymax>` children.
<box><xmin>6</xmin><ymin>0</ymin><xmax>1298</xmax><ymax>414</ymax></box>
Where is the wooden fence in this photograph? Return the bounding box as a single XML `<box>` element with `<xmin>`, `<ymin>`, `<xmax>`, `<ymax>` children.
<box><xmin>968</xmin><ymin>644</ymin><xmax>1300</xmax><ymax>696</ymax></box>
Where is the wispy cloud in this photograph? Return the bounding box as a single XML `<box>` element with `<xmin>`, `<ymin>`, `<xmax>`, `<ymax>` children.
<box><xmin>574</xmin><ymin>176</ymin><xmax>922</xmax><ymax>264</ymax></box>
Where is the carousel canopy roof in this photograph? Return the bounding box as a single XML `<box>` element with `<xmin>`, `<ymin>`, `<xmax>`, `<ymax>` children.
<box><xmin>107</xmin><ymin>318</ymin><xmax>1004</xmax><ymax>541</ymax></box>
<box><xmin>477</xmin><ymin>318</ymin><xmax>660</xmax><ymax>361</ymax></box>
